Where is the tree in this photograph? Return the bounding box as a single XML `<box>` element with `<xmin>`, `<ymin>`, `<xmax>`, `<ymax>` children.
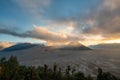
<box><xmin>0</xmin><ymin>56</ymin><xmax>120</xmax><ymax>80</ymax></box>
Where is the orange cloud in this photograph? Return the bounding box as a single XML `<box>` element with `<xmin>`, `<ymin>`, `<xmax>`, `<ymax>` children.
<box><xmin>0</xmin><ymin>42</ymin><xmax>14</xmax><ymax>50</ymax></box>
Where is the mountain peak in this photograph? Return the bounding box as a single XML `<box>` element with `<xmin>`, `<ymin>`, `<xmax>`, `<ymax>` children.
<box><xmin>66</xmin><ymin>41</ymin><xmax>83</xmax><ymax>47</ymax></box>
<box><xmin>60</xmin><ymin>41</ymin><xmax>91</xmax><ymax>50</ymax></box>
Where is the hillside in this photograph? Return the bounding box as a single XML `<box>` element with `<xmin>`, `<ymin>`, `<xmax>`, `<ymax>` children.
<box><xmin>1</xmin><ymin>43</ymin><xmax>39</xmax><ymax>52</ymax></box>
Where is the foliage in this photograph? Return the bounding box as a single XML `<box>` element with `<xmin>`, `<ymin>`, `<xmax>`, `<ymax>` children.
<box><xmin>0</xmin><ymin>56</ymin><xmax>119</xmax><ymax>80</ymax></box>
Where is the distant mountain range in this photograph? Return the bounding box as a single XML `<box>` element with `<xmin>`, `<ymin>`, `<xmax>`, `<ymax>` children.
<box><xmin>0</xmin><ymin>41</ymin><xmax>91</xmax><ymax>52</ymax></box>
<box><xmin>89</xmin><ymin>43</ymin><xmax>120</xmax><ymax>49</ymax></box>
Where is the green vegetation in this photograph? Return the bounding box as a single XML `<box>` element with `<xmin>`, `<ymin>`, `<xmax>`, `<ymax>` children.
<box><xmin>0</xmin><ymin>56</ymin><xmax>119</xmax><ymax>80</ymax></box>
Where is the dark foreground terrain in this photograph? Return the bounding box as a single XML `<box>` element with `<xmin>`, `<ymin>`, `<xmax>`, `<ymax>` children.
<box><xmin>0</xmin><ymin>56</ymin><xmax>119</xmax><ymax>80</ymax></box>
<box><xmin>0</xmin><ymin>47</ymin><xmax>120</xmax><ymax>77</ymax></box>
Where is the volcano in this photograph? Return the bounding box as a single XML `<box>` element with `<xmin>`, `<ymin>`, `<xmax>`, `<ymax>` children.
<box><xmin>1</xmin><ymin>43</ymin><xmax>39</xmax><ymax>52</ymax></box>
<box><xmin>60</xmin><ymin>41</ymin><xmax>91</xmax><ymax>50</ymax></box>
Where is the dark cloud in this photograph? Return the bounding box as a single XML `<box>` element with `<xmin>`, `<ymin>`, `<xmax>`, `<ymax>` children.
<box><xmin>94</xmin><ymin>5</ymin><xmax>120</xmax><ymax>34</ymax></box>
<box><xmin>0</xmin><ymin>25</ymin><xmax>81</xmax><ymax>42</ymax></box>
<box><xmin>73</xmin><ymin>0</ymin><xmax>120</xmax><ymax>40</ymax></box>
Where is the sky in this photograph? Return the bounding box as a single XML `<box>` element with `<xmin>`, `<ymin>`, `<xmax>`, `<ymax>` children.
<box><xmin>0</xmin><ymin>0</ymin><xmax>120</xmax><ymax>46</ymax></box>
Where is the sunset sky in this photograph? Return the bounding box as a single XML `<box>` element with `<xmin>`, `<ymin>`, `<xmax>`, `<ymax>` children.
<box><xmin>0</xmin><ymin>0</ymin><xmax>120</xmax><ymax>46</ymax></box>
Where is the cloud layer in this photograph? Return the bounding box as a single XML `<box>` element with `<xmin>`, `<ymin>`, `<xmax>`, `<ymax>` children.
<box><xmin>0</xmin><ymin>25</ymin><xmax>81</xmax><ymax>42</ymax></box>
<box><xmin>0</xmin><ymin>0</ymin><xmax>120</xmax><ymax>45</ymax></box>
<box><xmin>82</xmin><ymin>0</ymin><xmax>119</xmax><ymax>40</ymax></box>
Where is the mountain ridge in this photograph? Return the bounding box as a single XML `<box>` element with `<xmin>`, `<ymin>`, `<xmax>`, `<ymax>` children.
<box><xmin>1</xmin><ymin>43</ymin><xmax>40</xmax><ymax>52</ymax></box>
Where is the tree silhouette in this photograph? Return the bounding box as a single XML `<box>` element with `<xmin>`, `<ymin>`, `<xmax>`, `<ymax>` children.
<box><xmin>0</xmin><ymin>56</ymin><xmax>119</xmax><ymax>80</ymax></box>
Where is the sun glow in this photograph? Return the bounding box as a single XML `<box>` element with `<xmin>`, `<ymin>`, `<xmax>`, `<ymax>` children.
<box><xmin>47</xmin><ymin>41</ymin><xmax>69</xmax><ymax>46</ymax></box>
<box><xmin>60</xmin><ymin>33</ymin><xmax>67</xmax><ymax>38</ymax></box>
<box><xmin>104</xmin><ymin>39</ymin><xmax>120</xmax><ymax>43</ymax></box>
